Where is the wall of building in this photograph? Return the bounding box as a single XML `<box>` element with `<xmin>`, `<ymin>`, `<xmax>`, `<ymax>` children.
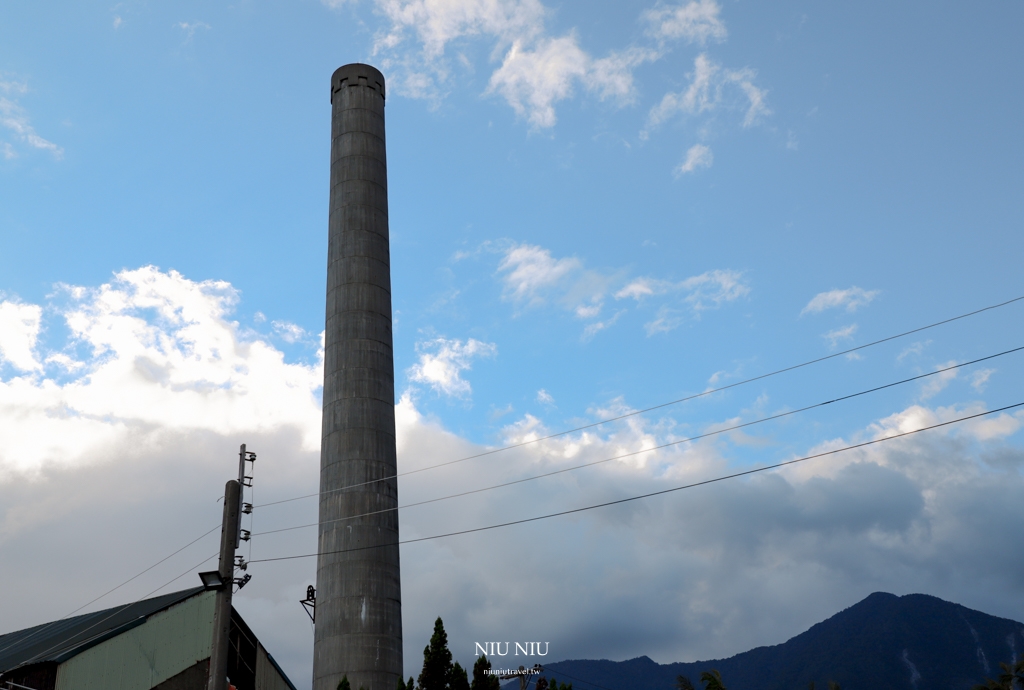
<box><xmin>54</xmin><ymin>591</ymin><xmax>215</xmax><ymax>690</ymax></box>
<box><xmin>255</xmin><ymin>643</ymin><xmax>295</xmax><ymax>690</ymax></box>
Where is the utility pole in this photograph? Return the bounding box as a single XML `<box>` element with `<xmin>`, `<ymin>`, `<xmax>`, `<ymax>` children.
<box><xmin>207</xmin><ymin>478</ymin><xmax>240</xmax><ymax>690</ymax></box>
<box><xmin>206</xmin><ymin>445</ymin><xmax>256</xmax><ymax>690</ymax></box>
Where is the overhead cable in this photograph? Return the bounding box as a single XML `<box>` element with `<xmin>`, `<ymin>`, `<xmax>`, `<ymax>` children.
<box><xmin>251</xmin><ymin>345</ymin><xmax>1024</xmax><ymax>537</ymax></box>
<box><xmin>15</xmin><ymin>551</ymin><xmax>218</xmax><ymax>669</ymax></box>
<box><xmin>255</xmin><ymin>293</ymin><xmax>1024</xmax><ymax>510</ymax></box>
<box><xmin>248</xmin><ymin>401</ymin><xmax>1024</xmax><ymax>564</ymax></box>
<box><xmin>0</xmin><ymin>524</ymin><xmax>219</xmax><ymax>658</ymax></box>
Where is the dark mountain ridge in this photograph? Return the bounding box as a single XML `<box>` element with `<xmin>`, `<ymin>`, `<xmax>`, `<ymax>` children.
<box><xmin>543</xmin><ymin>593</ymin><xmax>1024</xmax><ymax>690</ymax></box>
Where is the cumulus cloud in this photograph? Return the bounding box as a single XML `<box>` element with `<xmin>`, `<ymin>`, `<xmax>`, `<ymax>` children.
<box><xmin>675</xmin><ymin>142</ymin><xmax>713</xmax><ymax>175</ymax></box>
<box><xmin>498</xmin><ymin>243</ymin><xmax>582</xmax><ymax>305</ymax></box>
<box><xmin>0</xmin><ymin>300</ymin><xmax>43</xmax><ymax>371</ymax></box>
<box><xmin>802</xmin><ymin>286</ymin><xmax>880</xmax><ymax>315</ymax></box>
<box><xmin>643</xmin><ymin>53</ymin><xmax>770</xmax><ymax>138</ymax></box>
<box><xmin>487</xmin><ymin>37</ymin><xmax>658</xmax><ymax>128</ymax></box>
<box><xmin>361</xmin><ymin>0</ymin><xmax>662</xmax><ymax>126</ymax></box>
<box><xmin>0</xmin><ymin>266</ymin><xmax>323</xmax><ymax>477</ymax></box>
<box><xmin>3</xmin><ymin>265</ymin><xmax>1024</xmax><ymax>690</ymax></box>
<box><xmin>0</xmin><ymin>78</ymin><xmax>63</xmax><ymax>159</ymax></box>
<box><xmin>643</xmin><ymin>0</ymin><xmax>727</xmax><ymax>45</ymax></box>
<box><xmin>272</xmin><ymin>320</ymin><xmax>308</xmax><ymax>344</ymax></box>
<box><xmin>407</xmin><ymin>336</ymin><xmax>498</xmax><ymax>397</ymax></box>
<box><xmin>390</xmin><ymin>397</ymin><xmax>1024</xmax><ymax>671</ymax></box>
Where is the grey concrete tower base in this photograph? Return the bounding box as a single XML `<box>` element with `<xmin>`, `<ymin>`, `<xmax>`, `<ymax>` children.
<box><xmin>314</xmin><ymin>63</ymin><xmax>402</xmax><ymax>690</ymax></box>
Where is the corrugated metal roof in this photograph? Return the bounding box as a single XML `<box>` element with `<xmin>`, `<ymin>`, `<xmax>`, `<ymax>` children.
<box><xmin>0</xmin><ymin>587</ymin><xmax>205</xmax><ymax>674</ymax></box>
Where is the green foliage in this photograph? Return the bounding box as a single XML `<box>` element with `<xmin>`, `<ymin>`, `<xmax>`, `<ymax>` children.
<box><xmin>972</xmin><ymin>657</ymin><xmax>1024</xmax><ymax>690</ymax></box>
<box><xmin>548</xmin><ymin>679</ymin><xmax>572</xmax><ymax>690</ymax></box>
<box><xmin>451</xmin><ymin>661</ymin><xmax>470</xmax><ymax>690</ymax></box>
<box><xmin>471</xmin><ymin>654</ymin><xmax>501</xmax><ymax>690</ymax></box>
<box><xmin>827</xmin><ymin>683</ymin><xmax>841</xmax><ymax>690</ymax></box>
<box><xmin>698</xmin><ymin>670</ymin><xmax>726</xmax><ymax>690</ymax></box>
<box><xmin>338</xmin><ymin>675</ymin><xmax>351</xmax><ymax>690</ymax></box>
<box><xmin>419</xmin><ymin>617</ymin><xmax>455</xmax><ymax>690</ymax></box>
<box><xmin>675</xmin><ymin>675</ymin><xmax>695</xmax><ymax>690</ymax></box>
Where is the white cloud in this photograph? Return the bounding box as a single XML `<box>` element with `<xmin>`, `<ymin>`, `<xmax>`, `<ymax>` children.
<box><xmin>536</xmin><ymin>388</ymin><xmax>554</xmax><ymax>405</ymax></box>
<box><xmin>643</xmin><ymin>53</ymin><xmax>770</xmax><ymax>138</ymax></box>
<box><xmin>113</xmin><ymin>15</ymin><xmax>123</xmax><ymax>29</ymax></box>
<box><xmin>0</xmin><ymin>266</ymin><xmax>324</xmax><ymax>476</ymax></box>
<box><xmin>406</xmin><ymin>336</ymin><xmax>497</xmax><ymax>397</ymax></box>
<box><xmin>488</xmin><ymin>37</ymin><xmax>658</xmax><ymax>128</ymax></box>
<box><xmin>823</xmin><ymin>323</ymin><xmax>857</xmax><ymax>349</ymax></box>
<box><xmin>680</xmin><ymin>269</ymin><xmax>749</xmax><ymax>311</ymax></box>
<box><xmin>582</xmin><ymin>309</ymin><xmax>625</xmax><ymax>341</ymax></box>
<box><xmin>497</xmin><ymin>243</ymin><xmax>582</xmax><ymax>305</ymax></box>
<box><xmin>918</xmin><ymin>360</ymin><xmax>961</xmax><ymax>400</ymax></box>
<box><xmin>643</xmin><ymin>0</ymin><xmax>727</xmax><ymax>45</ymax></box>
<box><xmin>644</xmin><ymin>305</ymin><xmax>683</xmax><ymax>336</ymax></box>
<box><xmin>0</xmin><ymin>78</ymin><xmax>63</xmax><ymax>159</ymax></box>
<box><xmin>971</xmin><ymin>368</ymin><xmax>995</xmax><ymax>392</ymax></box>
<box><xmin>802</xmin><ymin>286</ymin><xmax>880</xmax><ymax>315</ymax></box>
<box><xmin>897</xmin><ymin>340</ymin><xmax>929</xmax><ymax>362</ymax></box>
<box><xmin>615</xmin><ymin>269</ymin><xmax>748</xmax><ymax>310</ymax></box>
<box><xmin>362</xmin><ymin>0</ymin><xmax>659</xmax><ymax>126</ymax></box>
<box><xmin>0</xmin><ymin>300</ymin><xmax>43</xmax><ymax>372</ymax></box>
<box><xmin>487</xmin><ymin>35</ymin><xmax>590</xmax><ymax>129</ymax></box>
<box><xmin>494</xmin><ymin>243</ymin><xmax>746</xmax><ymax>337</ymax></box>
<box><xmin>675</xmin><ymin>142</ymin><xmax>713</xmax><ymax>175</ymax></box>
<box><xmin>272</xmin><ymin>320</ymin><xmax>307</xmax><ymax>344</ymax></box>
<box><xmin>615</xmin><ymin>270</ymin><xmax>750</xmax><ymax>335</ymax></box>
<box><xmin>373</xmin><ymin>0</ymin><xmax>546</xmax><ymax>61</ymax></box>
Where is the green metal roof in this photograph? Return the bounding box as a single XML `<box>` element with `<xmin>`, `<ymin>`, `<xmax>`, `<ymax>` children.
<box><xmin>0</xmin><ymin>587</ymin><xmax>206</xmax><ymax>674</ymax></box>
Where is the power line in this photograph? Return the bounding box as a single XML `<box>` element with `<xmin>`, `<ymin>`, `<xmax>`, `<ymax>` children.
<box><xmin>248</xmin><ymin>401</ymin><xmax>1023</xmax><ymax>564</ymax></box>
<box><xmin>14</xmin><ymin>550</ymin><xmax>218</xmax><ymax>669</ymax></box>
<box><xmin>0</xmin><ymin>523</ymin><xmax>219</xmax><ymax>658</ymax></box>
<box><xmin>254</xmin><ymin>293</ymin><xmax>1024</xmax><ymax>510</ymax></box>
<box><xmin>250</xmin><ymin>346</ymin><xmax>1023</xmax><ymax>538</ymax></box>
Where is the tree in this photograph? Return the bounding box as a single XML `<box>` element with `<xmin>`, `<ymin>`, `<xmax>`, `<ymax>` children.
<box><xmin>338</xmin><ymin>676</ymin><xmax>351</xmax><ymax>690</ymax></box>
<box><xmin>973</xmin><ymin>657</ymin><xmax>1024</xmax><ymax>690</ymax></box>
<box><xmin>398</xmin><ymin>678</ymin><xmax>416</xmax><ymax>690</ymax></box>
<box><xmin>472</xmin><ymin>654</ymin><xmax>501</xmax><ymax>690</ymax></box>
<box><xmin>535</xmin><ymin>677</ymin><xmax>549</xmax><ymax>690</ymax></box>
<box><xmin>419</xmin><ymin>618</ymin><xmax>455</xmax><ymax>690</ymax></box>
<box><xmin>549</xmin><ymin>679</ymin><xmax>572</xmax><ymax>690</ymax></box>
<box><xmin>451</xmin><ymin>661</ymin><xmax>470</xmax><ymax>690</ymax></box>
<box><xmin>698</xmin><ymin>670</ymin><xmax>727</xmax><ymax>690</ymax></box>
<box><xmin>675</xmin><ymin>675</ymin><xmax>695</xmax><ymax>690</ymax></box>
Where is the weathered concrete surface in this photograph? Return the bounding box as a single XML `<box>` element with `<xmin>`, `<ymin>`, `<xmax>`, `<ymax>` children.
<box><xmin>314</xmin><ymin>63</ymin><xmax>402</xmax><ymax>690</ymax></box>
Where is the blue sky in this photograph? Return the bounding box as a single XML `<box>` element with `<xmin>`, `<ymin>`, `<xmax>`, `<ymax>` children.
<box><xmin>2</xmin><ymin>1</ymin><xmax>1024</xmax><ymax>688</ymax></box>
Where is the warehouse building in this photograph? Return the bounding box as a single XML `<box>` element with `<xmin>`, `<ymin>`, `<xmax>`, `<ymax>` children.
<box><xmin>0</xmin><ymin>586</ymin><xmax>295</xmax><ymax>690</ymax></box>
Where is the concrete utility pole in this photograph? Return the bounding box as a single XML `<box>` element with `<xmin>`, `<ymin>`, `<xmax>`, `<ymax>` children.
<box><xmin>313</xmin><ymin>63</ymin><xmax>403</xmax><ymax>690</ymax></box>
<box><xmin>208</xmin><ymin>479</ymin><xmax>240</xmax><ymax>690</ymax></box>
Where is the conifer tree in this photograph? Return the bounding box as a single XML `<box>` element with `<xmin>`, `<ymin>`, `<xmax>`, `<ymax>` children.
<box><xmin>471</xmin><ymin>654</ymin><xmax>501</xmax><ymax>690</ymax></box>
<box><xmin>450</xmin><ymin>661</ymin><xmax>470</xmax><ymax>690</ymax></box>
<box><xmin>418</xmin><ymin>617</ymin><xmax>455</xmax><ymax>690</ymax></box>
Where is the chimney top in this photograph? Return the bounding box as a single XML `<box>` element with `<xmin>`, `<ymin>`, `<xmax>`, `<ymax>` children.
<box><xmin>330</xmin><ymin>63</ymin><xmax>386</xmax><ymax>104</ymax></box>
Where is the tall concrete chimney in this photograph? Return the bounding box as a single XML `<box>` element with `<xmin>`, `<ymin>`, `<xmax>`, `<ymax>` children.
<box><xmin>315</xmin><ymin>63</ymin><xmax>402</xmax><ymax>690</ymax></box>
